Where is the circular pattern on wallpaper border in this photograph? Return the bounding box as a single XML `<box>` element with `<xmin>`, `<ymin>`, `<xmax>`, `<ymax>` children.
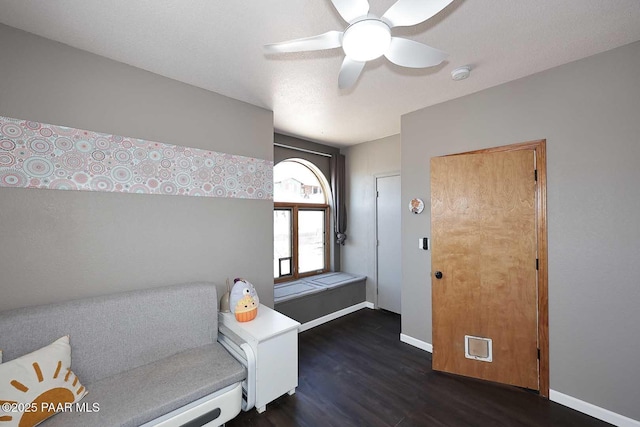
<box><xmin>0</xmin><ymin>116</ymin><xmax>273</xmax><ymax>200</ymax></box>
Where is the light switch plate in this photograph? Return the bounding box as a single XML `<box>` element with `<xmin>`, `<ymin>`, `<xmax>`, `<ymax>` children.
<box><xmin>419</xmin><ymin>237</ymin><xmax>429</xmax><ymax>250</ymax></box>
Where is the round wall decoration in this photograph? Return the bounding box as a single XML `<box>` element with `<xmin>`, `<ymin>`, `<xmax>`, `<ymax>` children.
<box><xmin>409</xmin><ymin>198</ymin><xmax>424</xmax><ymax>214</ymax></box>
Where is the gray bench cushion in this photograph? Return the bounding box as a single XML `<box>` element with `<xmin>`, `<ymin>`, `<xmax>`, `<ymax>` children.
<box><xmin>44</xmin><ymin>343</ymin><xmax>246</xmax><ymax>427</ymax></box>
<box><xmin>305</xmin><ymin>272</ymin><xmax>366</xmax><ymax>289</ymax></box>
<box><xmin>274</xmin><ymin>273</ymin><xmax>367</xmax><ymax>304</ymax></box>
<box><xmin>274</xmin><ymin>281</ymin><xmax>325</xmax><ymax>303</ymax></box>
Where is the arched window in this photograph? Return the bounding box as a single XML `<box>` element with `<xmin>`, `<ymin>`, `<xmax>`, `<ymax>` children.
<box><xmin>274</xmin><ymin>159</ymin><xmax>330</xmax><ymax>281</ymax></box>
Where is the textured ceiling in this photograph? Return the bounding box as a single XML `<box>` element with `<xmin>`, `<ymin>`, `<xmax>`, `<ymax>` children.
<box><xmin>1</xmin><ymin>0</ymin><xmax>639</xmax><ymax>146</ymax></box>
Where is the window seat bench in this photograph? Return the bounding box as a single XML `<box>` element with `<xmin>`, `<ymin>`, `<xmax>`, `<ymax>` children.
<box><xmin>274</xmin><ymin>272</ymin><xmax>366</xmax><ymax>324</ymax></box>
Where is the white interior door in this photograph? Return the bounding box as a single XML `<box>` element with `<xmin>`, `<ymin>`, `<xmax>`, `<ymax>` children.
<box><xmin>376</xmin><ymin>175</ymin><xmax>401</xmax><ymax>314</ymax></box>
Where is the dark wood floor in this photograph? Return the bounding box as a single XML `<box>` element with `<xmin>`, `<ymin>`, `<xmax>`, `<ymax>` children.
<box><xmin>228</xmin><ymin>309</ymin><xmax>610</xmax><ymax>427</ymax></box>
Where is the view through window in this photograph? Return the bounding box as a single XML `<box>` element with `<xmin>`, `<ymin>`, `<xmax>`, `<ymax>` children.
<box><xmin>274</xmin><ymin>160</ymin><xmax>329</xmax><ymax>281</ymax></box>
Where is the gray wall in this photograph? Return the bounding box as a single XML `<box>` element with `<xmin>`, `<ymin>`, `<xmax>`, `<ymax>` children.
<box><xmin>342</xmin><ymin>134</ymin><xmax>401</xmax><ymax>302</ymax></box>
<box><xmin>402</xmin><ymin>41</ymin><xmax>640</xmax><ymax>420</ymax></box>
<box><xmin>0</xmin><ymin>24</ymin><xmax>275</xmax><ymax>310</ymax></box>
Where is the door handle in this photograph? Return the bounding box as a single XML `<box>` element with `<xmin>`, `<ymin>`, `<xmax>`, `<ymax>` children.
<box><xmin>434</xmin><ymin>271</ymin><xmax>443</xmax><ymax>279</ymax></box>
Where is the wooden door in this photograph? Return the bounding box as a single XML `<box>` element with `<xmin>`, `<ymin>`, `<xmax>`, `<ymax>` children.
<box><xmin>431</xmin><ymin>149</ymin><xmax>539</xmax><ymax>390</ymax></box>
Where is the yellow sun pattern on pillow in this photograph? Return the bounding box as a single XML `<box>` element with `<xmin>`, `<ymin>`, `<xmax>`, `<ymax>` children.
<box><xmin>0</xmin><ymin>336</ymin><xmax>87</xmax><ymax>427</ymax></box>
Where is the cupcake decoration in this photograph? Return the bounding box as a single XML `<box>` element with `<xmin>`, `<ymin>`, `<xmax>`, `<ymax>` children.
<box><xmin>230</xmin><ymin>278</ymin><xmax>259</xmax><ymax>322</ymax></box>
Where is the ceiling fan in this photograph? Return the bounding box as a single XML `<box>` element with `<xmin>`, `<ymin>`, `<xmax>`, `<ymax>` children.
<box><xmin>264</xmin><ymin>0</ymin><xmax>454</xmax><ymax>89</ymax></box>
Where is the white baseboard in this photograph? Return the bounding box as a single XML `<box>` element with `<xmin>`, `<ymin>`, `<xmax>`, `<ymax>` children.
<box><xmin>550</xmin><ymin>390</ymin><xmax>639</xmax><ymax>427</ymax></box>
<box><xmin>298</xmin><ymin>301</ymin><xmax>374</xmax><ymax>332</ymax></box>
<box><xmin>400</xmin><ymin>333</ymin><xmax>433</xmax><ymax>353</ymax></box>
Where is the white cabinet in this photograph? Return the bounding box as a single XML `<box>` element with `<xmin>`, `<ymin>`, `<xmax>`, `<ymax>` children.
<box><xmin>219</xmin><ymin>305</ymin><xmax>300</xmax><ymax>413</ymax></box>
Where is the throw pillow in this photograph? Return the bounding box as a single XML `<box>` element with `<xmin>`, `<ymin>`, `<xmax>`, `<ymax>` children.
<box><xmin>0</xmin><ymin>336</ymin><xmax>87</xmax><ymax>427</ymax></box>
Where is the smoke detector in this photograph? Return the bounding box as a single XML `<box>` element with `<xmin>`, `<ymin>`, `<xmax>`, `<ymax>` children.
<box><xmin>451</xmin><ymin>66</ymin><xmax>471</xmax><ymax>81</ymax></box>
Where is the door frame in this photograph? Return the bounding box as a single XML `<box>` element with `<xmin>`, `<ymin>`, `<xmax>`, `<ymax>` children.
<box><xmin>373</xmin><ymin>171</ymin><xmax>401</xmax><ymax>310</ymax></box>
<box><xmin>447</xmin><ymin>139</ymin><xmax>548</xmax><ymax>397</ymax></box>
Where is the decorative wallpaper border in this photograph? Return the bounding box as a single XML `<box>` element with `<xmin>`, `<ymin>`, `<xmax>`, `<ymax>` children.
<box><xmin>0</xmin><ymin>116</ymin><xmax>273</xmax><ymax>200</ymax></box>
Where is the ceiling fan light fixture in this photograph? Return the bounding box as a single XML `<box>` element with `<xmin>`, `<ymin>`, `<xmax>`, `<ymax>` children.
<box><xmin>264</xmin><ymin>0</ymin><xmax>456</xmax><ymax>89</ymax></box>
<box><xmin>342</xmin><ymin>19</ymin><xmax>391</xmax><ymax>62</ymax></box>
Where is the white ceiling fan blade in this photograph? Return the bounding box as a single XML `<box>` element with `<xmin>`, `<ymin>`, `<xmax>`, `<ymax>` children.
<box><xmin>331</xmin><ymin>0</ymin><xmax>370</xmax><ymax>23</ymax></box>
<box><xmin>384</xmin><ymin>37</ymin><xmax>448</xmax><ymax>68</ymax></box>
<box><xmin>382</xmin><ymin>0</ymin><xmax>454</xmax><ymax>28</ymax></box>
<box><xmin>264</xmin><ymin>31</ymin><xmax>343</xmax><ymax>54</ymax></box>
<box><xmin>338</xmin><ymin>56</ymin><xmax>366</xmax><ymax>89</ymax></box>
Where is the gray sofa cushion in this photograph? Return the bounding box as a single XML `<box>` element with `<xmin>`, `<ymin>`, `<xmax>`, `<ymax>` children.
<box><xmin>0</xmin><ymin>283</ymin><xmax>219</xmax><ymax>384</ymax></box>
<box><xmin>44</xmin><ymin>343</ymin><xmax>246</xmax><ymax>427</ymax></box>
